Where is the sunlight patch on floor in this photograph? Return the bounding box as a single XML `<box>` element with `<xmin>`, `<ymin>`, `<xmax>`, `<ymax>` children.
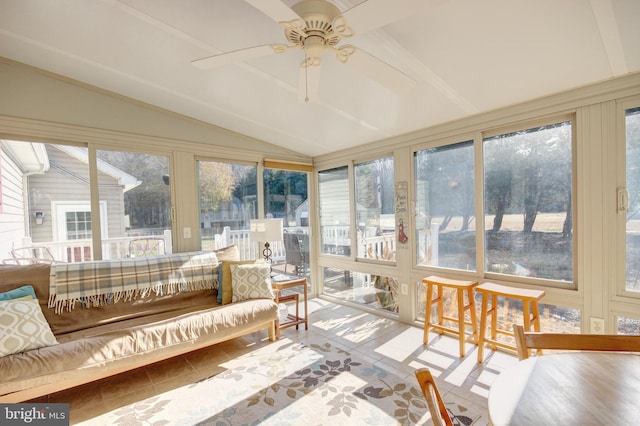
<box><xmin>445</xmin><ymin>349</ymin><xmax>478</xmax><ymax>387</ymax></box>
<box><xmin>372</xmin><ymin>326</ymin><xmax>423</xmax><ymax>361</ymax></box>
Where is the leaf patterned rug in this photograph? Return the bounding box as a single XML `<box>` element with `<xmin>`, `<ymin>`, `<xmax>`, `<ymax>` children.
<box><xmin>80</xmin><ymin>341</ymin><xmax>480</xmax><ymax>425</ymax></box>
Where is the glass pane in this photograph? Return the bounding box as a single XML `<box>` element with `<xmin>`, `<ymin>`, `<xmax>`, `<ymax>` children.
<box><xmin>97</xmin><ymin>150</ymin><xmax>171</xmax><ymax>260</ymax></box>
<box><xmin>625</xmin><ymin>107</ymin><xmax>640</xmax><ymax>292</ymax></box>
<box><xmin>354</xmin><ymin>157</ymin><xmax>395</xmax><ymax>261</ymax></box>
<box><xmin>323</xmin><ymin>267</ymin><xmax>399</xmax><ymax>314</ymax></box>
<box><xmin>263</xmin><ymin>168</ymin><xmax>309</xmax><ymax>277</ymax></box>
<box><xmin>617</xmin><ymin>316</ymin><xmax>640</xmax><ymax>335</ymax></box>
<box><xmin>198</xmin><ymin>161</ymin><xmax>257</xmax><ymax>260</ymax></box>
<box><xmin>415</xmin><ymin>141</ymin><xmax>475</xmax><ymax>270</ymax></box>
<box><xmin>0</xmin><ymin>141</ymin><xmax>94</xmax><ymax>263</ymax></box>
<box><xmin>319</xmin><ymin>166</ymin><xmax>351</xmax><ymax>256</ymax></box>
<box><xmin>484</xmin><ymin>122</ymin><xmax>573</xmax><ymax>281</ymax></box>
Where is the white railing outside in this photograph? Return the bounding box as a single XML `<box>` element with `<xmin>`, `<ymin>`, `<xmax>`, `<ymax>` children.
<box><xmin>357</xmin><ymin>234</ymin><xmax>396</xmax><ymax>261</ymax></box>
<box><xmin>27</xmin><ymin>230</ymin><xmax>172</xmax><ymax>262</ymax></box>
<box><xmin>213</xmin><ymin>227</ymin><xmax>286</xmax><ymax>262</ymax></box>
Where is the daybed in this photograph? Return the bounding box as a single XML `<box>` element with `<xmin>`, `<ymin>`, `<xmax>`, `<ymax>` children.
<box><xmin>0</xmin><ymin>250</ymin><xmax>278</xmax><ymax>402</ymax></box>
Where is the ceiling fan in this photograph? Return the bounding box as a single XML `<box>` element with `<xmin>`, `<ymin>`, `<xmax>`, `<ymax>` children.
<box><xmin>191</xmin><ymin>0</ymin><xmax>424</xmax><ymax>102</ymax></box>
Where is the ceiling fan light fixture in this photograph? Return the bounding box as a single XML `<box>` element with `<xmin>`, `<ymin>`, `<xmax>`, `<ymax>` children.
<box><xmin>303</xmin><ymin>34</ymin><xmax>326</xmax><ymax>60</ymax></box>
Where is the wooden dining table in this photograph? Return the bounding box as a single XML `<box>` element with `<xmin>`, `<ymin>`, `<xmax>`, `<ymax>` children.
<box><xmin>488</xmin><ymin>352</ymin><xmax>640</xmax><ymax>426</ymax></box>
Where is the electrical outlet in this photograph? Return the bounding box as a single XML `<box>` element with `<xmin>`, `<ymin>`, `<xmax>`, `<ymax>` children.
<box><xmin>401</xmin><ymin>283</ymin><xmax>408</xmax><ymax>295</ymax></box>
<box><xmin>590</xmin><ymin>317</ymin><xmax>605</xmax><ymax>333</ymax></box>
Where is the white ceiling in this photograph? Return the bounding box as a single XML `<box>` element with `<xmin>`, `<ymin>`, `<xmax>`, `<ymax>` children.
<box><xmin>1</xmin><ymin>0</ymin><xmax>639</xmax><ymax>157</ymax></box>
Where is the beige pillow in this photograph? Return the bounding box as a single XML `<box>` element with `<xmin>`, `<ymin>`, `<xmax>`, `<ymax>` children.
<box><xmin>0</xmin><ymin>298</ymin><xmax>58</xmax><ymax>357</ymax></box>
<box><xmin>230</xmin><ymin>263</ymin><xmax>274</xmax><ymax>302</ymax></box>
<box><xmin>214</xmin><ymin>245</ymin><xmax>240</xmax><ymax>262</ymax></box>
<box><xmin>220</xmin><ymin>260</ymin><xmax>260</xmax><ymax>304</ymax></box>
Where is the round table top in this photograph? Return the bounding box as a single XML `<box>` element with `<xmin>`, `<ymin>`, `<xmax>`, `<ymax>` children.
<box><xmin>488</xmin><ymin>352</ymin><xmax>640</xmax><ymax>426</ymax></box>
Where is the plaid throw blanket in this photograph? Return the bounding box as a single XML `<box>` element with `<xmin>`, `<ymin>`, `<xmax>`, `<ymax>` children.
<box><xmin>49</xmin><ymin>251</ymin><xmax>218</xmax><ymax>314</ymax></box>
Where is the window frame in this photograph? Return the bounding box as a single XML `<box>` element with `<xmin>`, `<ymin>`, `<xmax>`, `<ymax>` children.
<box><xmin>616</xmin><ymin>97</ymin><xmax>640</xmax><ymax>300</ymax></box>
<box><xmin>353</xmin><ymin>155</ymin><xmax>396</xmax><ymax>264</ymax></box>
<box><xmin>481</xmin><ymin>115</ymin><xmax>576</xmax><ymax>289</ymax></box>
<box><xmin>410</xmin><ymin>115</ymin><xmax>577</xmax><ymax>290</ymax></box>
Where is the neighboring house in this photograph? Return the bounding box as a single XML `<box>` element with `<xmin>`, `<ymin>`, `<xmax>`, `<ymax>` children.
<box><xmin>0</xmin><ymin>140</ymin><xmax>48</xmax><ymax>261</ymax></box>
<box><xmin>0</xmin><ymin>141</ymin><xmax>139</xmax><ymax>262</ymax></box>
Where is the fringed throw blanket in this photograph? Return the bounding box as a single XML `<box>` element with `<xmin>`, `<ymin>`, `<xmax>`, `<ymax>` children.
<box><xmin>49</xmin><ymin>251</ymin><xmax>218</xmax><ymax>314</ymax></box>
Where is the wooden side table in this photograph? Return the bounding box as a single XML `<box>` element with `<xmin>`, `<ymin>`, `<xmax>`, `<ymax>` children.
<box><xmin>271</xmin><ymin>276</ymin><xmax>308</xmax><ymax>339</ymax></box>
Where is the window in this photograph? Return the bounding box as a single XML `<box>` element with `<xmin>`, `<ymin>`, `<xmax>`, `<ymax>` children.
<box><xmin>52</xmin><ymin>202</ymin><xmax>105</xmax><ymax>262</ymax></box>
<box><xmin>323</xmin><ymin>267</ymin><xmax>399</xmax><ymax>314</ymax></box>
<box><xmin>97</xmin><ymin>150</ymin><xmax>171</xmax><ymax>259</ymax></box>
<box><xmin>625</xmin><ymin>107</ymin><xmax>640</xmax><ymax>293</ymax></box>
<box><xmin>414</xmin><ymin>141</ymin><xmax>475</xmax><ymax>270</ymax></box>
<box><xmin>318</xmin><ymin>166</ymin><xmax>351</xmax><ymax>256</ymax></box>
<box><xmin>617</xmin><ymin>316</ymin><xmax>640</xmax><ymax>334</ymax></box>
<box><xmin>483</xmin><ymin>121</ymin><xmax>573</xmax><ymax>282</ymax></box>
<box><xmin>263</xmin><ymin>168</ymin><xmax>309</xmax><ymax>276</ymax></box>
<box><xmin>198</xmin><ymin>161</ymin><xmax>257</xmax><ymax>260</ymax></box>
<box><xmin>354</xmin><ymin>157</ymin><xmax>395</xmax><ymax>262</ymax></box>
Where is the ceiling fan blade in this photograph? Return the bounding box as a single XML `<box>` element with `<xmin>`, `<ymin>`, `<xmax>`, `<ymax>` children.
<box><xmin>345</xmin><ymin>48</ymin><xmax>415</xmax><ymax>93</ymax></box>
<box><xmin>342</xmin><ymin>0</ymin><xmax>428</xmax><ymax>34</ymax></box>
<box><xmin>245</xmin><ymin>0</ymin><xmax>301</xmax><ymax>23</ymax></box>
<box><xmin>192</xmin><ymin>45</ymin><xmax>276</xmax><ymax>69</ymax></box>
<box><xmin>298</xmin><ymin>64</ymin><xmax>321</xmax><ymax>103</ymax></box>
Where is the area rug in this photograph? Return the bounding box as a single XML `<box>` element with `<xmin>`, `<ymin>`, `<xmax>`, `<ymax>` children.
<box><xmin>81</xmin><ymin>341</ymin><xmax>479</xmax><ymax>425</ymax></box>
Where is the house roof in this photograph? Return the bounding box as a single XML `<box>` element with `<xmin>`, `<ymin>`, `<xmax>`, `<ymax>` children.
<box><xmin>1</xmin><ymin>140</ymin><xmax>50</xmax><ymax>174</ymax></box>
<box><xmin>54</xmin><ymin>145</ymin><xmax>141</xmax><ymax>192</ymax></box>
<box><xmin>1</xmin><ymin>1</ymin><xmax>639</xmax><ymax>157</ymax></box>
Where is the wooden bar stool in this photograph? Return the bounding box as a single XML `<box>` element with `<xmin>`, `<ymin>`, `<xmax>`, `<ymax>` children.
<box><xmin>476</xmin><ymin>282</ymin><xmax>545</xmax><ymax>362</ymax></box>
<box><xmin>422</xmin><ymin>275</ymin><xmax>479</xmax><ymax>357</ymax></box>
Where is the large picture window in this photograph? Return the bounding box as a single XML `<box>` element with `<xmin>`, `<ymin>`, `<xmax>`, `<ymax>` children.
<box><xmin>354</xmin><ymin>157</ymin><xmax>395</xmax><ymax>262</ymax></box>
<box><xmin>625</xmin><ymin>106</ymin><xmax>640</xmax><ymax>293</ymax></box>
<box><xmin>198</xmin><ymin>161</ymin><xmax>257</xmax><ymax>260</ymax></box>
<box><xmin>483</xmin><ymin>120</ymin><xmax>573</xmax><ymax>282</ymax></box>
<box><xmin>263</xmin><ymin>168</ymin><xmax>309</xmax><ymax>276</ymax></box>
<box><xmin>414</xmin><ymin>141</ymin><xmax>475</xmax><ymax>270</ymax></box>
<box><xmin>318</xmin><ymin>166</ymin><xmax>350</xmax><ymax>256</ymax></box>
<box><xmin>97</xmin><ymin>150</ymin><xmax>171</xmax><ymax>259</ymax></box>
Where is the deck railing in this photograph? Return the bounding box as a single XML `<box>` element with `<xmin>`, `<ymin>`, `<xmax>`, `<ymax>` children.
<box><xmin>18</xmin><ymin>224</ymin><xmax>435</xmax><ymax>266</ymax></box>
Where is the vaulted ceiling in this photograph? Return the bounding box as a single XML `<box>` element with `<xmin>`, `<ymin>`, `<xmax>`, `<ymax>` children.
<box><xmin>1</xmin><ymin>0</ymin><xmax>639</xmax><ymax>157</ymax></box>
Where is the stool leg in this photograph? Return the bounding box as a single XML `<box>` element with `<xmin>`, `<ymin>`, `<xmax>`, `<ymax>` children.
<box><xmin>423</xmin><ymin>283</ymin><xmax>434</xmax><ymax>345</ymax></box>
<box><xmin>456</xmin><ymin>288</ymin><xmax>465</xmax><ymax>357</ymax></box>
<box><xmin>477</xmin><ymin>292</ymin><xmax>488</xmax><ymax>363</ymax></box>
<box><xmin>532</xmin><ymin>301</ymin><xmax>541</xmax><ymax>332</ymax></box>
<box><xmin>295</xmin><ymin>294</ymin><xmax>300</xmax><ymax>330</ymax></box>
<box><xmin>467</xmin><ymin>286</ymin><xmax>478</xmax><ymax>344</ymax></box>
<box><xmin>436</xmin><ymin>285</ymin><xmax>444</xmax><ymax>334</ymax></box>
<box><xmin>490</xmin><ymin>294</ymin><xmax>498</xmax><ymax>349</ymax></box>
<box><xmin>523</xmin><ymin>301</ymin><xmax>532</xmax><ymax>332</ymax></box>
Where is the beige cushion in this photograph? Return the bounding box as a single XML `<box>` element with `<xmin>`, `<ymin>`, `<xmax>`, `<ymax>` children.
<box><xmin>0</xmin><ymin>299</ymin><xmax>58</xmax><ymax>357</ymax></box>
<box><xmin>230</xmin><ymin>263</ymin><xmax>274</xmax><ymax>302</ymax></box>
<box><xmin>220</xmin><ymin>260</ymin><xmax>257</xmax><ymax>304</ymax></box>
<box><xmin>213</xmin><ymin>245</ymin><xmax>240</xmax><ymax>262</ymax></box>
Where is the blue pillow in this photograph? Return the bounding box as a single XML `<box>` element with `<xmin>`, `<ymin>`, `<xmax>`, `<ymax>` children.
<box><xmin>216</xmin><ymin>263</ymin><xmax>223</xmax><ymax>303</ymax></box>
<box><xmin>0</xmin><ymin>285</ymin><xmax>37</xmax><ymax>301</ymax></box>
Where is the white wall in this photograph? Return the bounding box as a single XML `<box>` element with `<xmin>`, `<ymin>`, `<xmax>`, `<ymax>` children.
<box><xmin>0</xmin><ymin>60</ymin><xmax>312</xmax><ymax>254</ymax></box>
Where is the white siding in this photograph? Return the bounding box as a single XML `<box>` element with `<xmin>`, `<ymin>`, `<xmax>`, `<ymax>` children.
<box><xmin>0</xmin><ymin>146</ymin><xmax>26</xmax><ymax>259</ymax></box>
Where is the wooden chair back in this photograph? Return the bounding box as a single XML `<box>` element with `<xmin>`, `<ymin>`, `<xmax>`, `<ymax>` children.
<box><xmin>513</xmin><ymin>324</ymin><xmax>640</xmax><ymax>360</ymax></box>
<box><xmin>414</xmin><ymin>368</ymin><xmax>453</xmax><ymax>426</ymax></box>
